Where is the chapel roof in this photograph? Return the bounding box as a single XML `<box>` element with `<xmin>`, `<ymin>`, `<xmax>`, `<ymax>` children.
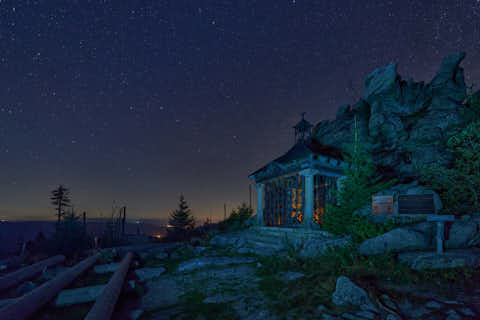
<box><xmin>249</xmin><ymin>138</ymin><xmax>344</xmax><ymax>178</ymax></box>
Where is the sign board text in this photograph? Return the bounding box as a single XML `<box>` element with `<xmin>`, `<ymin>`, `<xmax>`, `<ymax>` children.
<box><xmin>398</xmin><ymin>194</ymin><xmax>434</xmax><ymax>215</ymax></box>
<box><xmin>372</xmin><ymin>195</ymin><xmax>394</xmax><ymax>215</ymax></box>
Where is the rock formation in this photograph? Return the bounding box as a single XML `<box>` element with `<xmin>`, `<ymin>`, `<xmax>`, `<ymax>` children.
<box><xmin>314</xmin><ymin>52</ymin><xmax>472</xmax><ymax>182</ymax></box>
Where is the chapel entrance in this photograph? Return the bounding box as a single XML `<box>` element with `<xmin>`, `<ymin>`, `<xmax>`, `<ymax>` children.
<box><xmin>264</xmin><ymin>174</ymin><xmax>304</xmax><ymax>227</ymax></box>
<box><xmin>263</xmin><ymin>174</ymin><xmax>338</xmax><ymax>227</ymax></box>
<box><xmin>313</xmin><ymin>175</ymin><xmax>338</xmax><ymax>226</ymax></box>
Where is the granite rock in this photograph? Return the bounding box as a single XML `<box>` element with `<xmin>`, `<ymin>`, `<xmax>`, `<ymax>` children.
<box><xmin>358</xmin><ymin>227</ymin><xmax>431</xmax><ymax>255</ymax></box>
<box><xmin>331</xmin><ymin>276</ymin><xmax>378</xmax><ymax>312</ymax></box>
<box><xmin>314</xmin><ymin>53</ymin><xmax>468</xmax><ymax>183</ymax></box>
<box><xmin>398</xmin><ymin>248</ymin><xmax>480</xmax><ymax>270</ymax></box>
<box><xmin>178</xmin><ymin>256</ymin><xmax>256</xmax><ymax>272</ymax></box>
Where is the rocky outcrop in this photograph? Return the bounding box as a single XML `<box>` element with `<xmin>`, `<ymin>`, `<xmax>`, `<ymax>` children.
<box><xmin>358</xmin><ymin>227</ymin><xmax>432</xmax><ymax>255</ymax></box>
<box><xmin>445</xmin><ymin>218</ymin><xmax>480</xmax><ymax>249</ymax></box>
<box><xmin>358</xmin><ymin>215</ymin><xmax>480</xmax><ymax>255</ymax></box>
<box><xmin>398</xmin><ymin>248</ymin><xmax>480</xmax><ymax>270</ymax></box>
<box><xmin>332</xmin><ymin>276</ymin><xmax>379</xmax><ymax>312</ymax></box>
<box><xmin>314</xmin><ymin>52</ymin><xmax>470</xmax><ymax>182</ymax></box>
<box><xmin>209</xmin><ymin>227</ymin><xmax>352</xmax><ymax>257</ymax></box>
<box><xmin>177</xmin><ymin>257</ymin><xmax>256</xmax><ymax>272</ymax></box>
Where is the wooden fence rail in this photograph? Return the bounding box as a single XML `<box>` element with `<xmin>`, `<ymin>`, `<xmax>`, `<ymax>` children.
<box><xmin>84</xmin><ymin>252</ymin><xmax>133</xmax><ymax>320</ymax></box>
<box><xmin>0</xmin><ymin>255</ymin><xmax>65</xmax><ymax>292</ymax></box>
<box><xmin>0</xmin><ymin>253</ymin><xmax>100</xmax><ymax>320</ymax></box>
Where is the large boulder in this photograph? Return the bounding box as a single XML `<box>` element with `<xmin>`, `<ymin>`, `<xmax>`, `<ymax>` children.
<box><xmin>358</xmin><ymin>226</ymin><xmax>432</xmax><ymax>255</ymax></box>
<box><xmin>445</xmin><ymin>218</ymin><xmax>480</xmax><ymax>249</ymax></box>
<box><xmin>332</xmin><ymin>276</ymin><xmax>378</xmax><ymax>312</ymax></box>
<box><xmin>314</xmin><ymin>53</ymin><xmax>467</xmax><ymax>183</ymax></box>
<box><xmin>364</xmin><ymin>63</ymin><xmax>398</xmax><ymax>103</ymax></box>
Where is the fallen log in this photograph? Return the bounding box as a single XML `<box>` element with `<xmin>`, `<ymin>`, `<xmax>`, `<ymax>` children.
<box><xmin>0</xmin><ymin>253</ymin><xmax>100</xmax><ymax>320</ymax></box>
<box><xmin>0</xmin><ymin>256</ymin><xmax>24</xmax><ymax>272</ymax></box>
<box><xmin>0</xmin><ymin>255</ymin><xmax>65</xmax><ymax>292</ymax></box>
<box><xmin>0</xmin><ymin>281</ymin><xmax>138</xmax><ymax>309</ymax></box>
<box><xmin>85</xmin><ymin>252</ymin><xmax>133</xmax><ymax>320</ymax></box>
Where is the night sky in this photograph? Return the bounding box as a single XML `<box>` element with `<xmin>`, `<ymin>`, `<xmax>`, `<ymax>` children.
<box><xmin>1</xmin><ymin>1</ymin><xmax>479</xmax><ymax>221</ymax></box>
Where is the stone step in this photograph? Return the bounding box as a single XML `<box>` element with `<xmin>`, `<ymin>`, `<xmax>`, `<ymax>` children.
<box><xmin>237</xmin><ymin>246</ymin><xmax>280</xmax><ymax>256</ymax></box>
<box><xmin>246</xmin><ymin>240</ymin><xmax>285</xmax><ymax>251</ymax></box>
<box><xmin>252</xmin><ymin>228</ymin><xmax>333</xmax><ymax>240</ymax></box>
<box><xmin>255</xmin><ymin>226</ymin><xmax>336</xmax><ymax>236</ymax></box>
<box><xmin>243</xmin><ymin>234</ymin><xmax>284</xmax><ymax>245</ymax></box>
<box><xmin>247</xmin><ymin>232</ymin><xmax>328</xmax><ymax>245</ymax></box>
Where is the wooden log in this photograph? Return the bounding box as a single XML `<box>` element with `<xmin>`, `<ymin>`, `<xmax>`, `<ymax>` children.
<box><xmin>0</xmin><ymin>255</ymin><xmax>65</xmax><ymax>292</ymax></box>
<box><xmin>0</xmin><ymin>255</ymin><xmax>23</xmax><ymax>272</ymax></box>
<box><xmin>0</xmin><ymin>253</ymin><xmax>100</xmax><ymax>320</ymax></box>
<box><xmin>84</xmin><ymin>252</ymin><xmax>133</xmax><ymax>320</ymax></box>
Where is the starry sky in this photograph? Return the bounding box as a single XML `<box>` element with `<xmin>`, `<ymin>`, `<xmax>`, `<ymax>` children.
<box><xmin>1</xmin><ymin>1</ymin><xmax>480</xmax><ymax>221</ymax></box>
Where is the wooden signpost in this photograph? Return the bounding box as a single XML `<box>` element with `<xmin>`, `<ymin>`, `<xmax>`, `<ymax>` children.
<box><xmin>372</xmin><ymin>195</ymin><xmax>394</xmax><ymax>215</ymax></box>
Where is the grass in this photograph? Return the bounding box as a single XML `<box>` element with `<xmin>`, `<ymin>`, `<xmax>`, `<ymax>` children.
<box><xmin>141</xmin><ymin>255</ymin><xmax>166</xmax><ymax>268</ymax></box>
<box><xmin>142</xmin><ymin>229</ymin><xmax>480</xmax><ymax>318</ymax></box>
<box><xmin>172</xmin><ymin>289</ymin><xmax>239</xmax><ymax>320</ymax></box>
<box><xmin>252</xmin><ymin>243</ymin><xmax>480</xmax><ymax>317</ymax></box>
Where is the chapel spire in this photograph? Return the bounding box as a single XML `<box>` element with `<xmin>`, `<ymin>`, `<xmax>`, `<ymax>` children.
<box><xmin>293</xmin><ymin>112</ymin><xmax>313</xmax><ymax>144</ymax></box>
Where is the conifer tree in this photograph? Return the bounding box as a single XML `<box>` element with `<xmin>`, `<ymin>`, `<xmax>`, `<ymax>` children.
<box><xmin>50</xmin><ymin>184</ymin><xmax>71</xmax><ymax>221</ymax></box>
<box><xmin>323</xmin><ymin>114</ymin><xmax>397</xmax><ymax>237</ymax></box>
<box><xmin>168</xmin><ymin>194</ymin><xmax>195</xmax><ymax>237</ymax></box>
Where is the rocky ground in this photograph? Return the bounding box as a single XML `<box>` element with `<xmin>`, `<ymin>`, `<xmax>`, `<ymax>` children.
<box><xmin>128</xmin><ymin>236</ymin><xmax>480</xmax><ymax>320</ymax></box>
<box><xmin>7</xmin><ymin>226</ymin><xmax>478</xmax><ymax>320</ymax></box>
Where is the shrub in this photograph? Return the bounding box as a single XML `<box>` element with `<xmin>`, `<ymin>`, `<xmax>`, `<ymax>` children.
<box><xmin>415</xmin><ymin>119</ymin><xmax>480</xmax><ymax>214</ymax></box>
<box><xmin>218</xmin><ymin>202</ymin><xmax>253</xmax><ymax>232</ymax></box>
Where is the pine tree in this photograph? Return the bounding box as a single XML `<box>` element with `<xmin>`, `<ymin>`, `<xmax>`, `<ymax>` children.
<box><xmin>50</xmin><ymin>185</ymin><xmax>71</xmax><ymax>221</ymax></box>
<box><xmin>168</xmin><ymin>194</ymin><xmax>195</xmax><ymax>238</ymax></box>
<box><xmin>323</xmin><ymin>114</ymin><xmax>397</xmax><ymax>237</ymax></box>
